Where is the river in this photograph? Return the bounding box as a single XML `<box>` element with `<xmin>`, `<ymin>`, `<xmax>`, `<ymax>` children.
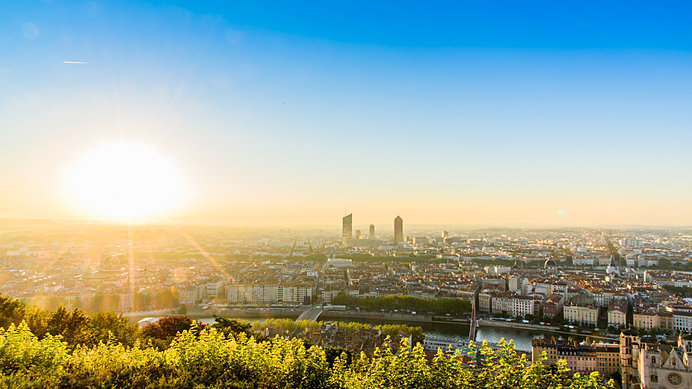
<box><xmin>196</xmin><ymin>316</ymin><xmax>557</xmax><ymax>351</ymax></box>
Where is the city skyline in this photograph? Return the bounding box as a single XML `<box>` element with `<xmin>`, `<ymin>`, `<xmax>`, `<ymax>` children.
<box><xmin>2</xmin><ymin>1</ymin><xmax>692</xmax><ymax>226</ymax></box>
<box><xmin>1</xmin><ymin>3</ymin><xmax>691</xmax><ymax>387</ymax></box>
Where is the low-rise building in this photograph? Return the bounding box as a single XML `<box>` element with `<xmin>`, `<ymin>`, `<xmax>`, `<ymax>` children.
<box><xmin>491</xmin><ymin>294</ymin><xmax>540</xmax><ymax>318</ymax></box>
<box><xmin>227</xmin><ymin>284</ymin><xmax>313</xmax><ymax>304</ymax></box>
<box><xmin>608</xmin><ymin>300</ymin><xmax>628</xmax><ymax>328</ymax></box>
<box><xmin>532</xmin><ymin>338</ymin><xmax>619</xmax><ymax>378</ymax></box>
<box><xmin>564</xmin><ymin>294</ymin><xmax>599</xmax><ymax>326</ymax></box>
<box><xmin>633</xmin><ymin>306</ymin><xmax>659</xmax><ymax>331</ymax></box>
<box><xmin>543</xmin><ymin>294</ymin><xmax>564</xmax><ymax>319</ymax></box>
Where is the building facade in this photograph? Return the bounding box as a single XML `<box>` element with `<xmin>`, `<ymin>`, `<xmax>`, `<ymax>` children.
<box><xmin>342</xmin><ymin>214</ymin><xmax>353</xmax><ymax>245</ymax></box>
<box><xmin>564</xmin><ymin>304</ymin><xmax>599</xmax><ymax>326</ymax></box>
<box><xmin>227</xmin><ymin>284</ymin><xmax>313</xmax><ymax>304</ymax></box>
<box><xmin>532</xmin><ymin>338</ymin><xmax>619</xmax><ymax>378</ymax></box>
<box><xmin>621</xmin><ymin>332</ymin><xmax>692</xmax><ymax>389</ymax></box>
<box><xmin>608</xmin><ymin>300</ymin><xmax>628</xmax><ymax>328</ymax></box>
<box><xmin>394</xmin><ymin>216</ymin><xmax>403</xmax><ymax>243</ymax></box>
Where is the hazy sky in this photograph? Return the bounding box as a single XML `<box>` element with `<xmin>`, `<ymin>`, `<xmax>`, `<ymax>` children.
<box><xmin>1</xmin><ymin>1</ymin><xmax>692</xmax><ymax>226</ymax></box>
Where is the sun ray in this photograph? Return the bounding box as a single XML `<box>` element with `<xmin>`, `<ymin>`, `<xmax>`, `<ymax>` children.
<box><xmin>41</xmin><ymin>219</ymin><xmax>95</xmax><ymax>279</ymax></box>
<box><xmin>163</xmin><ymin>216</ymin><xmax>236</xmax><ymax>284</ymax></box>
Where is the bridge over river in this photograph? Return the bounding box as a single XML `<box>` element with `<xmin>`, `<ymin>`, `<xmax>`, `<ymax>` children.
<box><xmin>296</xmin><ymin>306</ymin><xmax>324</xmax><ymax>321</ymax></box>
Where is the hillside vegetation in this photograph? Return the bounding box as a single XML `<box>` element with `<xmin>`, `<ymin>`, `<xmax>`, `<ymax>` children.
<box><xmin>0</xmin><ymin>296</ymin><xmax>613</xmax><ymax>388</ymax></box>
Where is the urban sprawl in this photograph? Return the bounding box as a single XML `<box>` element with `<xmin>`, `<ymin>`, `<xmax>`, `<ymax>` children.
<box><xmin>2</xmin><ymin>217</ymin><xmax>692</xmax><ymax>388</ymax></box>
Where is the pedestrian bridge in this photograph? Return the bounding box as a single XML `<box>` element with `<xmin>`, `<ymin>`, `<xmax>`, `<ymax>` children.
<box><xmin>296</xmin><ymin>306</ymin><xmax>324</xmax><ymax>322</ymax></box>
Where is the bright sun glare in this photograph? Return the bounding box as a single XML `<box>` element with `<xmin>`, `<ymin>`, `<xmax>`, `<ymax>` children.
<box><xmin>66</xmin><ymin>142</ymin><xmax>185</xmax><ymax>222</ymax></box>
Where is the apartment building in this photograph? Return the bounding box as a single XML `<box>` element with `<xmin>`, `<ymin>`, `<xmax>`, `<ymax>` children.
<box><xmin>532</xmin><ymin>338</ymin><xmax>619</xmax><ymax>377</ymax></box>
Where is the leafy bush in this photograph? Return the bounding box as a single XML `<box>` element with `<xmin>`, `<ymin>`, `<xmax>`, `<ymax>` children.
<box><xmin>0</xmin><ymin>323</ymin><xmax>614</xmax><ymax>388</ymax></box>
<box><xmin>0</xmin><ymin>296</ymin><xmax>613</xmax><ymax>388</ymax></box>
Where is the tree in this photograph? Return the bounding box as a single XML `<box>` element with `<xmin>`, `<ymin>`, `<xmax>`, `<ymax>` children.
<box><xmin>45</xmin><ymin>307</ymin><xmax>88</xmax><ymax>346</ymax></box>
<box><xmin>0</xmin><ymin>322</ymin><xmax>615</xmax><ymax>388</ymax></box>
<box><xmin>659</xmin><ymin>258</ymin><xmax>673</xmax><ymax>269</ymax></box>
<box><xmin>324</xmin><ymin>346</ymin><xmax>353</xmax><ymax>367</ymax></box>
<box><xmin>0</xmin><ymin>295</ymin><xmax>26</xmax><ymax>328</ymax></box>
<box><xmin>331</xmin><ymin>292</ymin><xmax>471</xmax><ymax>316</ymax></box>
<box><xmin>141</xmin><ymin>316</ymin><xmax>194</xmax><ymax>340</ymax></box>
<box><xmin>84</xmin><ymin>311</ymin><xmax>137</xmax><ymax>347</ymax></box>
<box><xmin>0</xmin><ymin>293</ymin><xmax>616</xmax><ymax>388</ymax></box>
<box><xmin>211</xmin><ymin>317</ymin><xmax>251</xmax><ymax>337</ymax></box>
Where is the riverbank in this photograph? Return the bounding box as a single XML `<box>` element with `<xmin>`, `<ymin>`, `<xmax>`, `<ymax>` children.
<box><xmin>124</xmin><ymin>308</ymin><xmax>617</xmax><ymax>347</ymax></box>
<box><xmin>125</xmin><ymin>308</ymin><xmax>300</xmax><ymax>324</ymax></box>
<box><xmin>477</xmin><ymin>319</ymin><xmax>619</xmax><ymax>341</ymax></box>
<box><xmin>320</xmin><ymin>311</ymin><xmax>618</xmax><ymax>342</ymax></box>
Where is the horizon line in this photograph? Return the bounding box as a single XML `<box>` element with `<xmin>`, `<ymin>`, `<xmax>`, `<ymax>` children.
<box><xmin>1</xmin><ymin>216</ymin><xmax>690</xmax><ymax>230</ymax></box>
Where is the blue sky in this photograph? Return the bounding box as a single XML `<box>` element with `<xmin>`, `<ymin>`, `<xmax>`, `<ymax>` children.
<box><xmin>1</xmin><ymin>1</ymin><xmax>691</xmax><ymax>226</ymax></box>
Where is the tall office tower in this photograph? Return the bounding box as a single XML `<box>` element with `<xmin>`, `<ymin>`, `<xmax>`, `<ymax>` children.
<box><xmin>368</xmin><ymin>224</ymin><xmax>375</xmax><ymax>239</ymax></box>
<box><xmin>394</xmin><ymin>216</ymin><xmax>403</xmax><ymax>243</ymax></box>
<box><xmin>342</xmin><ymin>214</ymin><xmax>353</xmax><ymax>244</ymax></box>
<box><xmin>355</xmin><ymin>230</ymin><xmax>361</xmax><ymax>240</ymax></box>
<box><xmin>442</xmin><ymin>230</ymin><xmax>449</xmax><ymax>238</ymax></box>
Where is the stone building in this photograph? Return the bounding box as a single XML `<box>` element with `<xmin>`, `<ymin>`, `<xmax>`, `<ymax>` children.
<box><xmin>620</xmin><ymin>331</ymin><xmax>692</xmax><ymax>389</ymax></box>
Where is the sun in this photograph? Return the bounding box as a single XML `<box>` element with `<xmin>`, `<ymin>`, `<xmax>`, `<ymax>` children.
<box><xmin>65</xmin><ymin>142</ymin><xmax>186</xmax><ymax>222</ymax></box>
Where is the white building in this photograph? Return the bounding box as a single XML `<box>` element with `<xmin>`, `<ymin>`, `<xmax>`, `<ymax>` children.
<box><xmin>227</xmin><ymin>284</ymin><xmax>313</xmax><ymax>304</ymax></box>
<box><xmin>491</xmin><ymin>294</ymin><xmax>539</xmax><ymax>318</ymax></box>
<box><xmin>509</xmin><ymin>277</ymin><xmax>529</xmax><ymax>295</ymax></box>
<box><xmin>575</xmin><ymin>257</ymin><xmax>596</xmax><ymax>266</ymax></box>
<box><xmin>673</xmin><ymin>312</ymin><xmax>692</xmax><ymax>333</ymax></box>
<box><xmin>608</xmin><ymin>302</ymin><xmax>628</xmax><ymax>328</ymax></box>
<box><xmin>564</xmin><ymin>296</ymin><xmax>599</xmax><ymax>326</ymax></box>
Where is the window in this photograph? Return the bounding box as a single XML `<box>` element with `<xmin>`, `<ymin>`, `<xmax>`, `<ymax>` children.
<box><xmin>650</xmin><ymin>375</ymin><xmax>658</xmax><ymax>383</ymax></box>
<box><xmin>667</xmin><ymin>372</ymin><xmax>683</xmax><ymax>386</ymax></box>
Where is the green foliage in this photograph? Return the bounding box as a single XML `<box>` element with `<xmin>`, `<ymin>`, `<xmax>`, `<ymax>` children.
<box><xmin>0</xmin><ymin>295</ymin><xmax>614</xmax><ymax>388</ymax></box>
<box><xmin>251</xmin><ymin>319</ymin><xmax>425</xmax><ymax>346</ymax></box>
<box><xmin>324</xmin><ymin>346</ymin><xmax>353</xmax><ymax>367</ymax></box>
<box><xmin>1</xmin><ymin>296</ymin><xmax>138</xmax><ymax>349</ymax></box>
<box><xmin>45</xmin><ymin>306</ymin><xmax>88</xmax><ymax>345</ymax></box>
<box><xmin>332</xmin><ymin>293</ymin><xmax>471</xmax><ymax>316</ymax></box>
<box><xmin>0</xmin><ymin>323</ymin><xmax>615</xmax><ymax>388</ymax></box>
<box><xmin>252</xmin><ymin>318</ymin><xmax>322</xmax><ymax>333</ymax></box>
<box><xmin>472</xmin><ymin>257</ymin><xmax>518</xmax><ymax>267</ymax></box>
<box><xmin>338</xmin><ymin>253</ymin><xmax>440</xmax><ymax>263</ymax></box>
<box><xmin>140</xmin><ymin>316</ymin><xmax>201</xmax><ymax>350</ymax></box>
<box><xmin>0</xmin><ymin>295</ymin><xmax>27</xmax><ymax>328</ymax></box>
<box><xmin>663</xmin><ymin>284</ymin><xmax>692</xmax><ymax>297</ymax></box>
<box><xmin>84</xmin><ymin>311</ymin><xmax>138</xmax><ymax>347</ymax></box>
<box><xmin>141</xmin><ymin>316</ymin><xmax>194</xmax><ymax>340</ymax></box>
<box><xmin>212</xmin><ymin>317</ymin><xmax>252</xmax><ymax>337</ymax></box>
<box><xmin>288</xmin><ymin>254</ymin><xmax>328</xmax><ymax>264</ymax></box>
<box><xmin>379</xmin><ymin>324</ymin><xmax>424</xmax><ymax>346</ymax></box>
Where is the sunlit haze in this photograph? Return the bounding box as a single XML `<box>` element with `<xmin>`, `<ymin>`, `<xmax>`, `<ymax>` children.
<box><xmin>63</xmin><ymin>142</ymin><xmax>186</xmax><ymax>223</ymax></box>
<box><xmin>1</xmin><ymin>1</ymin><xmax>692</xmax><ymax>226</ymax></box>
<box><xmin>2</xmin><ymin>4</ymin><xmax>692</xmax><ymax>386</ymax></box>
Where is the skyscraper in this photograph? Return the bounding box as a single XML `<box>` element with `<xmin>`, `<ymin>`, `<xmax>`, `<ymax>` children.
<box><xmin>342</xmin><ymin>214</ymin><xmax>352</xmax><ymax>244</ymax></box>
<box><xmin>368</xmin><ymin>224</ymin><xmax>375</xmax><ymax>239</ymax></box>
<box><xmin>394</xmin><ymin>216</ymin><xmax>403</xmax><ymax>243</ymax></box>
